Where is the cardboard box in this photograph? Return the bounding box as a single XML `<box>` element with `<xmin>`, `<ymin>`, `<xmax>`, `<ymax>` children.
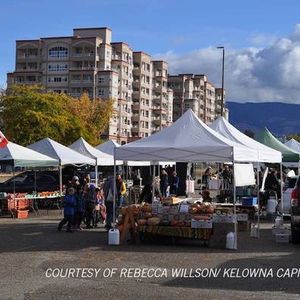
<box><xmin>242</xmin><ymin>197</ymin><xmax>257</xmax><ymax>206</ymax></box>
<box><xmin>191</xmin><ymin>219</ymin><xmax>213</xmax><ymax>229</ymax></box>
<box><xmin>213</xmin><ymin>214</ymin><xmax>237</xmax><ymax>223</ymax></box>
<box><xmin>238</xmin><ymin>221</ymin><xmax>250</xmax><ymax>232</ymax></box>
<box><xmin>276</xmin><ymin>233</ymin><xmax>290</xmax><ymax>243</ymax></box>
<box><xmin>272</xmin><ymin>226</ymin><xmax>290</xmax><ymax>236</ymax></box>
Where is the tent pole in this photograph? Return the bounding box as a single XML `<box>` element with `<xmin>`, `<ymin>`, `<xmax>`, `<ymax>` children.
<box><xmin>256</xmin><ymin>162</ymin><xmax>260</xmax><ymax>239</ymax></box>
<box><xmin>152</xmin><ymin>163</ymin><xmax>155</xmax><ymax>203</ymax></box>
<box><xmin>232</xmin><ymin>159</ymin><xmax>237</xmax><ymax>250</ymax></box>
<box><xmin>95</xmin><ymin>163</ymin><xmax>98</xmax><ymax>188</ymax></box>
<box><xmin>113</xmin><ymin>148</ymin><xmax>117</xmax><ymax>226</ymax></box>
<box><xmin>280</xmin><ymin>163</ymin><xmax>283</xmax><ymax>215</ymax></box>
<box><xmin>13</xmin><ymin>165</ymin><xmax>16</xmax><ymax>196</ymax></box>
<box><xmin>59</xmin><ymin>165</ymin><xmax>63</xmax><ymax>196</ymax></box>
<box><xmin>34</xmin><ymin>169</ymin><xmax>37</xmax><ymax>194</ymax></box>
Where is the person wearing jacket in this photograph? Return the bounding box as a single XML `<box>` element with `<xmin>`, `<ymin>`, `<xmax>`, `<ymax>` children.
<box><xmin>160</xmin><ymin>169</ymin><xmax>169</xmax><ymax>198</ymax></box>
<box><xmin>103</xmin><ymin>175</ymin><xmax>118</xmax><ymax>230</ymax></box>
<box><xmin>74</xmin><ymin>186</ymin><xmax>84</xmax><ymax>230</ymax></box>
<box><xmin>85</xmin><ymin>184</ymin><xmax>96</xmax><ymax>229</ymax></box>
<box><xmin>116</xmin><ymin>174</ymin><xmax>126</xmax><ymax>207</ymax></box>
<box><xmin>58</xmin><ymin>187</ymin><xmax>76</xmax><ymax>232</ymax></box>
<box><xmin>169</xmin><ymin>171</ymin><xmax>179</xmax><ymax>195</ymax></box>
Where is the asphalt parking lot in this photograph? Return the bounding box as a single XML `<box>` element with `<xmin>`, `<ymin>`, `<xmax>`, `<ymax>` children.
<box><xmin>1</xmin><ymin>211</ymin><xmax>300</xmax><ymax>300</ymax></box>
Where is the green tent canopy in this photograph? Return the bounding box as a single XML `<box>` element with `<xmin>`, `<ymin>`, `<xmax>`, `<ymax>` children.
<box><xmin>256</xmin><ymin>128</ymin><xmax>300</xmax><ymax>162</ymax></box>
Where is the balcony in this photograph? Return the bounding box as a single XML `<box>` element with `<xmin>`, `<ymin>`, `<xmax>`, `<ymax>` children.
<box><xmin>71</xmin><ymin>52</ymin><xmax>95</xmax><ymax>58</ymax></box>
<box><xmin>69</xmin><ymin>66</ymin><xmax>96</xmax><ymax>71</ymax></box>
<box><xmin>152</xmin><ymin>116</ymin><xmax>161</xmax><ymax>125</ymax></box>
<box><xmin>131</xmin><ymin>114</ymin><xmax>139</xmax><ymax>122</ymax></box>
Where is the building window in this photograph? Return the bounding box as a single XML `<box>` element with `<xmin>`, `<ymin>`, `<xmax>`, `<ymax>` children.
<box><xmin>48</xmin><ymin>63</ymin><xmax>68</xmax><ymax>72</ymax></box>
<box><xmin>98</xmin><ymin>77</ymin><xmax>104</xmax><ymax>83</ymax></box>
<box><xmin>48</xmin><ymin>46</ymin><xmax>68</xmax><ymax>58</ymax></box>
<box><xmin>98</xmin><ymin>89</ymin><xmax>105</xmax><ymax>96</ymax></box>
<box><xmin>48</xmin><ymin>76</ymin><xmax>68</xmax><ymax>83</ymax></box>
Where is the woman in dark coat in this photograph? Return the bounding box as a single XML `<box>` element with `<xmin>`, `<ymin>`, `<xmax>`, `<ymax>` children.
<box><xmin>160</xmin><ymin>169</ymin><xmax>169</xmax><ymax>198</ymax></box>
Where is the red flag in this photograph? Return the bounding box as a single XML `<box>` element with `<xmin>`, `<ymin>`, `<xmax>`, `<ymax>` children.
<box><xmin>0</xmin><ymin>131</ymin><xmax>8</xmax><ymax>148</ymax></box>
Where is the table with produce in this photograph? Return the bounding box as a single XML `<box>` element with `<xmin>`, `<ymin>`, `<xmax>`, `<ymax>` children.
<box><xmin>117</xmin><ymin>196</ymin><xmax>252</xmax><ymax>246</ymax></box>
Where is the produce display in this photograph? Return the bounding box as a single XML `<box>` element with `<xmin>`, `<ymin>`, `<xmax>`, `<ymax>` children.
<box><xmin>118</xmin><ymin>197</ymin><xmax>253</xmax><ymax>244</ymax></box>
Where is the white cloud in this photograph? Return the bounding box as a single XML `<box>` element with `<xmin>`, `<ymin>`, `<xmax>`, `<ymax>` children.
<box><xmin>154</xmin><ymin>24</ymin><xmax>300</xmax><ymax>103</ymax></box>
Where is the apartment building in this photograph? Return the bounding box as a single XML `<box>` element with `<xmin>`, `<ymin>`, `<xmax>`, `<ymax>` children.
<box><xmin>132</xmin><ymin>51</ymin><xmax>152</xmax><ymax>139</ymax></box>
<box><xmin>7</xmin><ymin>27</ymin><xmax>173</xmax><ymax>144</ymax></box>
<box><xmin>215</xmin><ymin>88</ymin><xmax>228</xmax><ymax>118</ymax></box>
<box><xmin>152</xmin><ymin>61</ymin><xmax>172</xmax><ymax>134</ymax></box>
<box><xmin>168</xmin><ymin>74</ymin><xmax>226</xmax><ymax>124</ymax></box>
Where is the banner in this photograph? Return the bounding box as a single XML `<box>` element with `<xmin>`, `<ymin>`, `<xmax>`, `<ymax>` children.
<box><xmin>0</xmin><ymin>131</ymin><xmax>8</xmax><ymax>148</ymax></box>
<box><xmin>234</xmin><ymin>163</ymin><xmax>256</xmax><ymax>187</ymax></box>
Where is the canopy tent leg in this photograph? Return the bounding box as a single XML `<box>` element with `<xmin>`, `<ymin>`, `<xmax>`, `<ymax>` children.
<box><xmin>95</xmin><ymin>164</ymin><xmax>98</xmax><ymax>188</ymax></box>
<box><xmin>233</xmin><ymin>161</ymin><xmax>237</xmax><ymax>250</ymax></box>
<box><xmin>256</xmin><ymin>162</ymin><xmax>260</xmax><ymax>238</ymax></box>
<box><xmin>59</xmin><ymin>165</ymin><xmax>63</xmax><ymax>196</ymax></box>
<box><xmin>12</xmin><ymin>166</ymin><xmax>16</xmax><ymax>218</ymax></box>
<box><xmin>113</xmin><ymin>149</ymin><xmax>117</xmax><ymax>226</ymax></box>
<box><xmin>152</xmin><ymin>163</ymin><xmax>155</xmax><ymax>203</ymax></box>
<box><xmin>280</xmin><ymin>163</ymin><xmax>283</xmax><ymax>215</ymax></box>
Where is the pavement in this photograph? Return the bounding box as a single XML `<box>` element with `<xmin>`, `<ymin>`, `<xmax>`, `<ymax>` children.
<box><xmin>0</xmin><ymin>211</ymin><xmax>300</xmax><ymax>300</ymax></box>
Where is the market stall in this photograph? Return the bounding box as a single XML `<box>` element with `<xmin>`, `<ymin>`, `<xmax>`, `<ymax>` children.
<box><xmin>69</xmin><ymin>137</ymin><xmax>114</xmax><ymax>186</ymax></box>
<box><xmin>114</xmin><ymin>109</ymin><xmax>261</xmax><ymax>249</ymax></box>
<box><xmin>28</xmin><ymin>138</ymin><xmax>95</xmax><ymax>195</ymax></box>
<box><xmin>210</xmin><ymin>117</ymin><xmax>282</xmax><ymax>236</ymax></box>
<box><xmin>0</xmin><ymin>142</ymin><xmax>59</xmax><ymax>217</ymax></box>
<box><xmin>256</xmin><ymin>128</ymin><xmax>300</xmax><ymax>213</ymax></box>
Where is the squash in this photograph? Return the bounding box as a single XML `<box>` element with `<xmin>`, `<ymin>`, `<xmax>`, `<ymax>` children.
<box><xmin>147</xmin><ymin>217</ymin><xmax>160</xmax><ymax>226</ymax></box>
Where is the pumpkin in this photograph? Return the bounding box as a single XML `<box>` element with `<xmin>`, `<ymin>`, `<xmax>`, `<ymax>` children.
<box><xmin>147</xmin><ymin>217</ymin><xmax>160</xmax><ymax>226</ymax></box>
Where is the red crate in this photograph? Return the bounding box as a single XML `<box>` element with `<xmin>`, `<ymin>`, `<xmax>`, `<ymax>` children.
<box><xmin>15</xmin><ymin>210</ymin><xmax>29</xmax><ymax>219</ymax></box>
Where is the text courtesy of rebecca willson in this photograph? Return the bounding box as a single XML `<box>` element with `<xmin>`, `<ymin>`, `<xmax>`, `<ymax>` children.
<box><xmin>45</xmin><ymin>267</ymin><xmax>300</xmax><ymax>279</ymax></box>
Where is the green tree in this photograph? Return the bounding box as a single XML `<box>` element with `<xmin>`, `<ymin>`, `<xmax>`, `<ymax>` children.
<box><xmin>68</xmin><ymin>92</ymin><xmax>114</xmax><ymax>145</ymax></box>
<box><xmin>0</xmin><ymin>85</ymin><xmax>112</xmax><ymax>146</ymax></box>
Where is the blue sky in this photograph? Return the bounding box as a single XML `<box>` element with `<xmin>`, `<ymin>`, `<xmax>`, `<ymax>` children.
<box><xmin>1</xmin><ymin>0</ymin><xmax>300</xmax><ymax>102</ymax></box>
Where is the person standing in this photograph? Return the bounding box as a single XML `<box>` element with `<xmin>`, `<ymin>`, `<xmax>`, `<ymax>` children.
<box><xmin>116</xmin><ymin>174</ymin><xmax>126</xmax><ymax>207</ymax></box>
<box><xmin>85</xmin><ymin>184</ymin><xmax>96</xmax><ymax>229</ymax></box>
<box><xmin>58</xmin><ymin>187</ymin><xmax>76</xmax><ymax>232</ymax></box>
<box><xmin>160</xmin><ymin>169</ymin><xmax>169</xmax><ymax>198</ymax></box>
<box><xmin>103</xmin><ymin>175</ymin><xmax>117</xmax><ymax>230</ymax></box>
<box><xmin>169</xmin><ymin>171</ymin><xmax>179</xmax><ymax>195</ymax></box>
<box><xmin>74</xmin><ymin>185</ymin><xmax>84</xmax><ymax>230</ymax></box>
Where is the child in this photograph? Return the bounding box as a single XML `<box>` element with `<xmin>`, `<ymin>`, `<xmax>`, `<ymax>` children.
<box><xmin>58</xmin><ymin>187</ymin><xmax>76</xmax><ymax>232</ymax></box>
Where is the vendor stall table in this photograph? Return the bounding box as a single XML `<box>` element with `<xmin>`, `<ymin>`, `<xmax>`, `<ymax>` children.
<box><xmin>137</xmin><ymin>225</ymin><xmax>212</xmax><ymax>245</ymax></box>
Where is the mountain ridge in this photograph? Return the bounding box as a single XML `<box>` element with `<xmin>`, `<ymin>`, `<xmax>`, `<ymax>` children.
<box><xmin>227</xmin><ymin>101</ymin><xmax>300</xmax><ymax>136</ymax></box>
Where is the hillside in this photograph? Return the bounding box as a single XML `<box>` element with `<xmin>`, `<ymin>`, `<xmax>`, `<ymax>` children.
<box><xmin>227</xmin><ymin>101</ymin><xmax>300</xmax><ymax>136</ymax></box>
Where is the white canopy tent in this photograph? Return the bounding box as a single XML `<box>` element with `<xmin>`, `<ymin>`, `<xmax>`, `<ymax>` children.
<box><xmin>210</xmin><ymin>117</ymin><xmax>282</xmax><ymax>163</ymax></box>
<box><xmin>285</xmin><ymin>139</ymin><xmax>300</xmax><ymax>153</ymax></box>
<box><xmin>96</xmin><ymin>140</ymin><xmax>174</xmax><ymax>167</ymax></box>
<box><xmin>69</xmin><ymin>137</ymin><xmax>116</xmax><ymax>186</ymax></box>
<box><xmin>28</xmin><ymin>138</ymin><xmax>95</xmax><ymax>194</ymax></box>
<box><xmin>116</xmin><ymin>109</ymin><xmax>259</xmax><ymax>163</ymax></box>
<box><xmin>283</xmin><ymin>139</ymin><xmax>300</xmax><ymax>169</ymax></box>
<box><xmin>0</xmin><ymin>142</ymin><xmax>59</xmax><ymax>167</ymax></box>
<box><xmin>115</xmin><ymin>109</ymin><xmax>262</xmax><ymax>249</ymax></box>
<box><xmin>210</xmin><ymin>117</ymin><xmax>283</xmax><ymax>237</ymax></box>
<box><xmin>0</xmin><ymin>142</ymin><xmax>59</xmax><ymax>197</ymax></box>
